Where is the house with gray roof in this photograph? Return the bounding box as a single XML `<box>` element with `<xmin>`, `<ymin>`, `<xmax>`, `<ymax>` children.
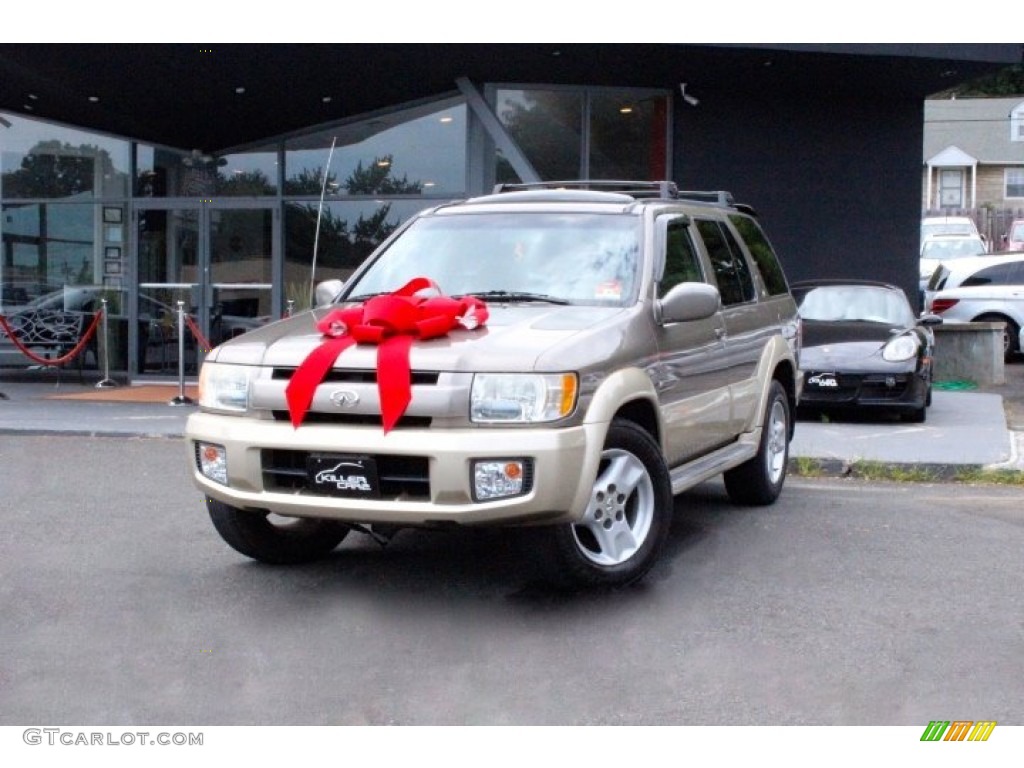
<box><xmin>923</xmin><ymin>96</ymin><xmax>1024</xmax><ymax>241</ymax></box>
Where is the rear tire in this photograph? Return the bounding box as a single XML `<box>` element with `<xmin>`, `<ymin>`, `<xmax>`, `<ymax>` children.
<box><xmin>207</xmin><ymin>497</ymin><xmax>349</xmax><ymax>564</ymax></box>
<box><xmin>724</xmin><ymin>380</ymin><xmax>790</xmax><ymax>505</ymax></box>
<box><xmin>975</xmin><ymin>314</ymin><xmax>1020</xmax><ymax>362</ymax></box>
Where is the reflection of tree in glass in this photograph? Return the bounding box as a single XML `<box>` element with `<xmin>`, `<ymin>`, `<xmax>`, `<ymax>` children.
<box><xmin>283</xmin><ymin>167</ymin><xmax>340</xmax><ymax>196</ymax></box>
<box><xmin>215</xmin><ymin>169</ymin><xmax>275</xmax><ymax>196</ymax></box>
<box><xmin>496</xmin><ymin>92</ymin><xmax>581</xmax><ymax>183</ymax></box>
<box><xmin>1</xmin><ymin>140</ymin><xmax>117</xmax><ymax>198</ymax></box>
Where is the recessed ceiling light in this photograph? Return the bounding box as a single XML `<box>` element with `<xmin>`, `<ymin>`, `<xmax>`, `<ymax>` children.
<box><xmin>619</xmin><ymin>106</ymin><xmax>634</xmax><ymax>114</ymax></box>
<box><xmin>235</xmin><ymin>86</ymin><xmax>246</xmax><ymax>94</ymax></box>
<box><xmin>322</xmin><ymin>96</ymin><xmax>332</xmax><ymax>103</ymax></box>
<box><xmin>423</xmin><ymin>181</ymin><xmax>436</xmax><ymax>187</ymax></box>
<box><xmin>439</xmin><ymin>116</ymin><xmax>453</xmax><ymax>123</ymax></box>
<box><xmin>376</xmin><ymin>159</ymin><xmax>391</xmax><ymax>168</ymax></box>
<box><xmin>88</xmin><ymin>96</ymin><xmax>100</xmax><ymax>103</ymax></box>
<box><xmin>23</xmin><ymin>104</ymin><xmax>33</xmax><ymax>111</ymax></box>
<box><xmin>27</xmin><ymin>93</ymin><xmax>38</xmax><ymax>100</ymax></box>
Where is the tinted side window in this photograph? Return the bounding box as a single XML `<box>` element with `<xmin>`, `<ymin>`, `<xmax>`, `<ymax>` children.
<box><xmin>961</xmin><ymin>262</ymin><xmax>1023</xmax><ymax>287</ymax></box>
<box><xmin>695</xmin><ymin>219</ymin><xmax>755</xmax><ymax>306</ymax></box>
<box><xmin>659</xmin><ymin>220</ymin><xmax>704</xmax><ymax>297</ymax></box>
<box><xmin>728</xmin><ymin>214</ymin><xmax>789</xmax><ymax>295</ymax></box>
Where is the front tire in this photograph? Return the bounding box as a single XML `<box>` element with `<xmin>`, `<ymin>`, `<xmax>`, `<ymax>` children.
<box><xmin>207</xmin><ymin>497</ymin><xmax>349</xmax><ymax>564</ymax></box>
<box><xmin>724</xmin><ymin>380</ymin><xmax>790</xmax><ymax>505</ymax></box>
<box><xmin>541</xmin><ymin>420</ymin><xmax>673</xmax><ymax>588</ymax></box>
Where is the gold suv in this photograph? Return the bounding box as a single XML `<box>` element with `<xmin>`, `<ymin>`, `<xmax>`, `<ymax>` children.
<box><xmin>186</xmin><ymin>181</ymin><xmax>802</xmax><ymax>587</ymax></box>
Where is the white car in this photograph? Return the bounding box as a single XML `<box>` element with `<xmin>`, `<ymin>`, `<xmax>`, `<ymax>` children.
<box><xmin>919</xmin><ymin>233</ymin><xmax>988</xmax><ymax>296</ymax></box>
<box><xmin>926</xmin><ymin>282</ymin><xmax>1024</xmax><ymax>360</ymax></box>
<box><xmin>923</xmin><ymin>253</ymin><xmax>1024</xmax><ymax>307</ymax></box>
<box><xmin>920</xmin><ymin>215</ymin><xmax>980</xmax><ymax>246</ymax></box>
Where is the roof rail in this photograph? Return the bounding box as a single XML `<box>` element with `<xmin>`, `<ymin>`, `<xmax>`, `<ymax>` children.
<box><xmin>491</xmin><ymin>180</ymin><xmax>680</xmax><ymax>199</ymax></box>
<box><xmin>488</xmin><ymin>180</ymin><xmax>755</xmax><ymax>214</ymax></box>
<box><xmin>675</xmin><ymin>190</ymin><xmax>735</xmax><ymax>206</ymax></box>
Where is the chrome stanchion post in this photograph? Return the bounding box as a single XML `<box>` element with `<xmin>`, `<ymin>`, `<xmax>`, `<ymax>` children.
<box><xmin>168</xmin><ymin>300</ymin><xmax>196</xmax><ymax>406</ymax></box>
<box><xmin>95</xmin><ymin>298</ymin><xmax>118</xmax><ymax>388</ymax></box>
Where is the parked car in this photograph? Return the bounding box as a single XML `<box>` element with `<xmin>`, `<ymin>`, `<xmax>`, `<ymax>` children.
<box><xmin>924</xmin><ymin>253</ymin><xmax>1024</xmax><ymax>305</ymax></box>
<box><xmin>792</xmin><ymin>280</ymin><xmax>941</xmax><ymax>423</ymax></box>
<box><xmin>920</xmin><ymin>214</ymin><xmax>980</xmax><ymax>246</ymax></box>
<box><xmin>186</xmin><ymin>180</ymin><xmax>802</xmax><ymax>587</ymax></box>
<box><xmin>1001</xmin><ymin>219</ymin><xmax>1024</xmax><ymax>252</ymax></box>
<box><xmin>926</xmin><ymin>281</ymin><xmax>1024</xmax><ymax>361</ymax></box>
<box><xmin>919</xmin><ymin>233</ymin><xmax>989</xmax><ymax>299</ymax></box>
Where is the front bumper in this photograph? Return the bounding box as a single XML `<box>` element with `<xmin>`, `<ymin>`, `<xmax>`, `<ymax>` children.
<box><xmin>186</xmin><ymin>412</ymin><xmax>603</xmax><ymax>527</ymax></box>
<box><xmin>799</xmin><ymin>368</ymin><xmax>930</xmax><ymax>412</ymax></box>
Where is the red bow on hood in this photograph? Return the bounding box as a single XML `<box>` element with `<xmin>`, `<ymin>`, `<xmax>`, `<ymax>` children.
<box><xmin>285</xmin><ymin>277</ymin><xmax>489</xmax><ymax>433</ymax></box>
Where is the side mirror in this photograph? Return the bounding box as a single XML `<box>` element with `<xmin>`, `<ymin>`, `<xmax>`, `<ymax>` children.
<box><xmin>314</xmin><ymin>279</ymin><xmax>344</xmax><ymax>308</ymax></box>
<box><xmin>918</xmin><ymin>312</ymin><xmax>943</xmax><ymax>326</ymax></box>
<box><xmin>658</xmin><ymin>282</ymin><xmax>720</xmax><ymax>323</ymax></box>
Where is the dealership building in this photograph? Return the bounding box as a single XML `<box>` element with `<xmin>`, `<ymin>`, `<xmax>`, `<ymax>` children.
<box><xmin>0</xmin><ymin>44</ymin><xmax>1018</xmax><ymax>378</ymax></box>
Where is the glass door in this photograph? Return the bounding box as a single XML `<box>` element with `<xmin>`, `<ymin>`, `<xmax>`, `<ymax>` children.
<box><xmin>133</xmin><ymin>202</ymin><xmax>277</xmax><ymax>377</ymax></box>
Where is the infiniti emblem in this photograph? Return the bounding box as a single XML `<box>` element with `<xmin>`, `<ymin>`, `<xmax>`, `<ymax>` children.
<box><xmin>330</xmin><ymin>389</ymin><xmax>360</xmax><ymax>408</ymax></box>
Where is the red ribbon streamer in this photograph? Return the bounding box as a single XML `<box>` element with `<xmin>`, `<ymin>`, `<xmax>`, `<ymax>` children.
<box><xmin>284</xmin><ymin>278</ymin><xmax>488</xmax><ymax>433</ymax></box>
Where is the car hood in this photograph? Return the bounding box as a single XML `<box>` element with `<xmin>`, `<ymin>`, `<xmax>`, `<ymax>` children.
<box><xmin>209</xmin><ymin>302</ymin><xmax>632</xmax><ymax>372</ymax></box>
<box><xmin>800</xmin><ymin>321</ymin><xmax>906</xmax><ymax>370</ymax></box>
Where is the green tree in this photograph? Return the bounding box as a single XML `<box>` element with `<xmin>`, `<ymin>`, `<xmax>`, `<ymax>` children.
<box><xmin>934</xmin><ymin>64</ymin><xmax>1024</xmax><ymax>97</ymax></box>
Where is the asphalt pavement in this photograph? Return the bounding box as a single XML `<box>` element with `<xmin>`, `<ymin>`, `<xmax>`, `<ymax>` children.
<box><xmin>0</xmin><ymin>369</ymin><xmax>1021</xmax><ymax>475</ymax></box>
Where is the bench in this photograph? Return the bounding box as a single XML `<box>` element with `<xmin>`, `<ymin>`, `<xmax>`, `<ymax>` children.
<box><xmin>0</xmin><ymin>310</ymin><xmax>89</xmax><ymax>381</ymax></box>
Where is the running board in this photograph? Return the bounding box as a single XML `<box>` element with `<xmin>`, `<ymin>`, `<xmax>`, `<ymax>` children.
<box><xmin>669</xmin><ymin>441</ymin><xmax>758</xmax><ymax>495</ymax></box>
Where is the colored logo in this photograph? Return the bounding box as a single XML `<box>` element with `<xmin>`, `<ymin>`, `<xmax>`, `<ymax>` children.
<box><xmin>920</xmin><ymin>721</ymin><xmax>996</xmax><ymax>742</ymax></box>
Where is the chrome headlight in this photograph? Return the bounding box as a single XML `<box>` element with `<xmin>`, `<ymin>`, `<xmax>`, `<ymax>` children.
<box><xmin>198</xmin><ymin>362</ymin><xmax>255</xmax><ymax>413</ymax></box>
<box><xmin>882</xmin><ymin>335</ymin><xmax>919</xmax><ymax>362</ymax></box>
<box><xmin>470</xmin><ymin>373</ymin><xmax>578</xmax><ymax>423</ymax></box>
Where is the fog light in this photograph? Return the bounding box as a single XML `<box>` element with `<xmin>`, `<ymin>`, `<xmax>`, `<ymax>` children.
<box><xmin>197</xmin><ymin>442</ymin><xmax>228</xmax><ymax>485</ymax></box>
<box><xmin>473</xmin><ymin>459</ymin><xmax>527</xmax><ymax>501</ymax></box>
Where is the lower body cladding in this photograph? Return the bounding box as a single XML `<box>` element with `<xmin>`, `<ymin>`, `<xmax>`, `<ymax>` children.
<box><xmin>186</xmin><ymin>411</ymin><xmax>601</xmax><ymax>528</ymax></box>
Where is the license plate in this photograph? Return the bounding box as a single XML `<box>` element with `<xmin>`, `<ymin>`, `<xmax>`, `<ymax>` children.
<box><xmin>806</xmin><ymin>372</ymin><xmax>839</xmax><ymax>388</ymax></box>
<box><xmin>307</xmin><ymin>454</ymin><xmax>381</xmax><ymax>498</ymax></box>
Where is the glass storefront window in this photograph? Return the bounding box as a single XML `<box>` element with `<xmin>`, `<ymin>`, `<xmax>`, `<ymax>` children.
<box><xmin>1</xmin><ymin>203</ymin><xmax>103</xmax><ymax>303</ymax></box>
<box><xmin>285</xmin><ymin>101</ymin><xmax>466</xmax><ymax>198</ymax></box>
<box><xmin>283</xmin><ymin>199</ymin><xmax>441</xmax><ymax>310</ymax></box>
<box><xmin>589</xmin><ymin>90</ymin><xmax>669</xmax><ymax>180</ymax></box>
<box><xmin>496</xmin><ymin>89</ymin><xmax>582</xmax><ymax>182</ymax></box>
<box><xmin>136</xmin><ymin>146</ymin><xmax>279</xmax><ymax>198</ymax></box>
<box><xmin>0</xmin><ymin>113</ymin><xmax>130</xmax><ymax>199</ymax></box>
<box><xmin>493</xmin><ymin>87</ymin><xmax>669</xmax><ymax>182</ymax></box>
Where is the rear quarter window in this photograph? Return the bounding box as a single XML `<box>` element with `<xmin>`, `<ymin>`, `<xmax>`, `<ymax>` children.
<box><xmin>728</xmin><ymin>214</ymin><xmax>790</xmax><ymax>296</ymax></box>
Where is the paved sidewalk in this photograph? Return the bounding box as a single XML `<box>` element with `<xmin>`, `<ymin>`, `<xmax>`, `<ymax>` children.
<box><xmin>1</xmin><ymin>371</ymin><xmax>1021</xmax><ymax>475</ymax></box>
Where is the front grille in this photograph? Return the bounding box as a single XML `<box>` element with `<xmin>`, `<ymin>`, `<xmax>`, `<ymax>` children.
<box><xmin>261</xmin><ymin>449</ymin><xmax>430</xmax><ymax>500</ymax></box>
<box><xmin>272</xmin><ymin>368</ymin><xmax>440</xmax><ymax>386</ymax></box>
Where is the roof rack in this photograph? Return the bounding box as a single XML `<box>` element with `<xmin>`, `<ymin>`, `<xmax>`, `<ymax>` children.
<box><xmin>491</xmin><ymin>180</ymin><xmax>680</xmax><ymax>200</ymax></box>
<box><xmin>490</xmin><ymin>181</ymin><xmax>750</xmax><ymax>211</ymax></box>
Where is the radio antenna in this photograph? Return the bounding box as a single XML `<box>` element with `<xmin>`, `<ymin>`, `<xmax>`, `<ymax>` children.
<box><xmin>308</xmin><ymin>136</ymin><xmax>338</xmax><ymax>308</ymax></box>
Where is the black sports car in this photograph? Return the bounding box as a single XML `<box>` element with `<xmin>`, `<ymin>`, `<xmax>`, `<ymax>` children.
<box><xmin>792</xmin><ymin>280</ymin><xmax>942</xmax><ymax>423</ymax></box>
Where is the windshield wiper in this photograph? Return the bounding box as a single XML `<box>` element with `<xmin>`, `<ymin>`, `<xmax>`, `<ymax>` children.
<box><xmin>460</xmin><ymin>290</ymin><xmax>570</xmax><ymax>305</ymax></box>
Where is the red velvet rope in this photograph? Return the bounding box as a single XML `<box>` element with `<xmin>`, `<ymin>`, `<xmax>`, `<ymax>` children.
<box><xmin>0</xmin><ymin>310</ymin><xmax>103</xmax><ymax>367</ymax></box>
<box><xmin>184</xmin><ymin>314</ymin><xmax>212</xmax><ymax>352</ymax></box>
<box><xmin>285</xmin><ymin>277</ymin><xmax>489</xmax><ymax>433</ymax></box>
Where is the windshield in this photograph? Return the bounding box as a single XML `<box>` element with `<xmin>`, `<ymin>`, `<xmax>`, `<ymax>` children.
<box><xmin>795</xmin><ymin>285</ymin><xmax>915</xmax><ymax>326</ymax></box>
<box><xmin>343</xmin><ymin>212</ymin><xmax>642</xmax><ymax>306</ymax></box>
<box><xmin>920</xmin><ymin>237</ymin><xmax>986</xmax><ymax>260</ymax></box>
<box><xmin>921</xmin><ymin>221</ymin><xmax>974</xmax><ymax>239</ymax></box>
